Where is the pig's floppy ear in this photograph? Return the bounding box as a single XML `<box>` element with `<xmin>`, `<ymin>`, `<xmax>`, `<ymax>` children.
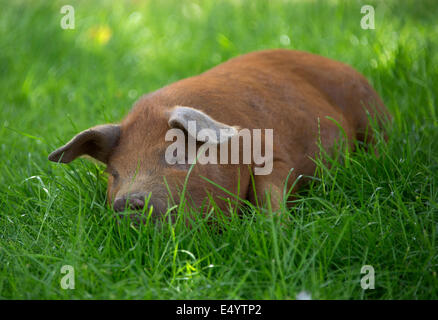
<box><xmin>48</xmin><ymin>124</ymin><xmax>120</xmax><ymax>164</ymax></box>
<box><xmin>168</xmin><ymin>106</ymin><xmax>238</xmax><ymax>144</ymax></box>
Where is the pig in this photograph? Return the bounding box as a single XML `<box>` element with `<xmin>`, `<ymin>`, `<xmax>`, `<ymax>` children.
<box><xmin>48</xmin><ymin>49</ymin><xmax>390</xmax><ymax>219</ymax></box>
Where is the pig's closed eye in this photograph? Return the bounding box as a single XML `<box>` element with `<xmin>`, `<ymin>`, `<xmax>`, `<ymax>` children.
<box><xmin>171</xmin><ymin>162</ymin><xmax>191</xmax><ymax>170</ymax></box>
<box><xmin>161</xmin><ymin>156</ymin><xmax>190</xmax><ymax>170</ymax></box>
<box><xmin>105</xmin><ymin>167</ymin><xmax>119</xmax><ymax>179</ymax></box>
<box><xmin>159</xmin><ymin>150</ymin><xmax>190</xmax><ymax>170</ymax></box>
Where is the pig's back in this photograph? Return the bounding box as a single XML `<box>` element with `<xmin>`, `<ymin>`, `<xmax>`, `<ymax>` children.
<box><xmin>143</xmin><ymin>49</ymin><xmax>387</xmax><ymax>142</ymax></box>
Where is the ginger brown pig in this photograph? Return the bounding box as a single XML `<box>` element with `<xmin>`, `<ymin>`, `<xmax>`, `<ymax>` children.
<box><xmin>49</xmin><ymin>49</ymin><xmax>390</xmax><ymax>218</ymax></box>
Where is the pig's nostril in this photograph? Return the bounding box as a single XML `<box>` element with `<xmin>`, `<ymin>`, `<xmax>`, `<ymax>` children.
<box><xmin>129</xmin><ymin>198</ymin><xmax>145</xmax><ymax>210</ymax></box>
<box><xmin>113</xmin><ymin>198</ymin><xmax>126</xmax><ymax>212</ymax></box>
<box><xmin>113</xmin><ymin>194</ymin><xmax>146</xmax><ymax>212</ymax></box>
<box><xmin>113</xmin><ymin>194</ymin><xmax>168</xmax><ymax>219</ymax></box>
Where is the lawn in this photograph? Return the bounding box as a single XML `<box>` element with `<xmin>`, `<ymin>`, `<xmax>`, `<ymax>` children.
<box><xmin>0</xmin><ymin>0</ymin><xmax>437</xmax><ymax>299</ymax></box>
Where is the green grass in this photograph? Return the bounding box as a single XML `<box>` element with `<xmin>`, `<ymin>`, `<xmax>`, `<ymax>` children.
<box><xmin>1</xmin><ymin>0</ymin><xmax>437</xmax><ymax>299</ymax></box>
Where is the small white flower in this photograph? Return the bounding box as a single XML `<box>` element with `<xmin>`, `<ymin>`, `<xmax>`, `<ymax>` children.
<box><xmin>128</xmin><ymin>89</ymin><xmax>138</xmax><ymax>99</ymax></box>
<box><xmin>280</xmin><ymin>34</ymin><xmax>291</xmax><ymax>46</ymax></box>
<box><xmin>296</xmin><ymin>290</ymin><xmax>312</xmax><ymax>300</ymax></box>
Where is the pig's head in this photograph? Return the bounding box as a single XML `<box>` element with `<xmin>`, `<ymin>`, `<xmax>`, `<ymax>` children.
<box><xmin>48</xmin><ymin>105</ymin><xmax>249</xmax><ymax>220</ymax></box>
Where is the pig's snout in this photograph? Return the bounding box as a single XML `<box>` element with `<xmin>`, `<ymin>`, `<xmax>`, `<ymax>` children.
<box><xmin>113</xmin><ymin>193</ymin><xmax>166</xmax><ymax>216</ymax></box>
<box><xmin>113</xmin><ymin>195</ymin><xmax>144</xmax><ymax>212</ymax></box>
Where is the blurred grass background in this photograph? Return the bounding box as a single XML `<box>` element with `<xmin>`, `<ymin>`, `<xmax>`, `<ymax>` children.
<box><xmin>0</xmin><ymin>0</ymin><xmax>437</xmax><ymax>299</ymax></box>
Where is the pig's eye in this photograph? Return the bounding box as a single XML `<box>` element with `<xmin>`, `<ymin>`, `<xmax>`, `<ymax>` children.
<box><xmin>111</xmin><ymin>171</ymin><xmax>119</xmax><ymax>179</ymax></box>
<box><xmin>105</xmin><ymin>166</ymin><xmax>119</xmax><ymax>180</ymax></box>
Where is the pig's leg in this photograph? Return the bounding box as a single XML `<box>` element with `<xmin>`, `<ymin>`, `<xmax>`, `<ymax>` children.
<box><xmin>249</xmin><ymin>161</ymin><xmax>298</xmax><ymax>213</ymax></box>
